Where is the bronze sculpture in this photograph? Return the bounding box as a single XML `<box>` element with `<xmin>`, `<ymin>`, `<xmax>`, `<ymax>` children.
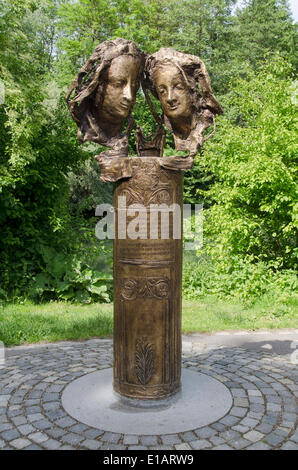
<box><xmin>66</xmin><ymin>39</ymin><xmax>222</xmax><ymax>401</ymax></box>
<box><xmin>66</xmin><ymin>38</ymin><xmax>145</xmax><ymax>157</ymax></box>
<box><xmin>143</xmin><ymin>48</ymin><xmax>223</xmax><ymax>161</ymax></box>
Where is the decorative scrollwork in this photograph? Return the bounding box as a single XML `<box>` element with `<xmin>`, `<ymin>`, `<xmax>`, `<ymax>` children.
<box><xmin>120</xmin><ymin>278</ymin><xmax>169</xmax><ymax>301</ymax></box>
<box><xmin>135</xmin><ymin>337</ymin><xmax>155</xmax><ymax>386</ymax></box>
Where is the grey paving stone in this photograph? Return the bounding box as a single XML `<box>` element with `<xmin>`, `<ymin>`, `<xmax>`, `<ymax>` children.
<box><xmin>210</xmin><ymin>436</ymin><xmax>225</xmax><ymax>446</ymax></box>
<box><xmin>211</xmin><ymin>422</ymin><xmax>227</xmax><ymax>432</ymax></box>
<box><xmin>232</xmin><ymin>424</ymin><xmax>250</xmax><ymax>433</ymax></box>
<box><xmin>61</xmin><ymin>432</ymin><xmax>84</xmax><ymax>445</ymax></box>
<box><xmin>230</xmin><ymin>407</ymin><xmax>247</xmax><ymax>418</ymax></box>
<box><xmin>219</xmin><ymin>415</ymin><xmax>240</xmax><ymax>426</ymax></box>
<box><xmin>11</xmin><ymin>415</ymin><xmax>27</xmax><ymax>426</ymax></box>
<box><xmin>174</xmin><ymin>443</ymin><xmax>192</xmax><ymax>450</ymax></box>
<box><xmin>194</xmin><ymin>427</ymin><xmax>217</xmax><ymax>439</ymax></box>
<box><xmin>10</xmin><ymin>438</ymin><xmax>32</xmax><ymax>449</ymax></box>
<box><xmin>0</xmin><ymin>423</ymin><xmax>13</xmax><ymax>432</ymax></box>
<box><xmin>229</xmin><ymin>438</ymin><xmax>251</xmax><ymax>449</ymax></box>
<box><xmin>46</xmin><ymin>409</ymin><xmax>66</xmax><ymax>420</ymax></box>
<box><xmin>23</xmin><ymin>444</ymin><xmax>43</xmax><ymax>450</ymax></box>
<box><xmin>18</xmin><ymin>424</ymin><xmax>36</xmax><ymax>435</ymax></box>
<box><xmin>219</xmin><ymin>430</ymin><xmax>241</xmax><ymax>442</ymax></box>
<box><xmin>274</xmin><ymin>427</ymin><xmax>292</xmax><ymax>437</ymax></box>
<box><xmin>149</xmin><ymin>445</ymin><xmax>172</xmax><ymax>450</ymax></box>
<box><xmin>246</xmin><ymin>442</ymin><xmax>272</xmax><ymax>450</ymax></box>
<box><xmin>43</xmin><ymin>393</ymin><xmax>60</xmax><ymax>402</ymax></box>
<box><xmin>140</xmin><ymin>435</ymin><xmax>158</xmax><ymax>446</ymax></box>
<box><xmin>83</xmin><ymin>428</ymin><xmax>104</xmax><ymax>439</ymax></box>
<box><xmin>123</xmin><ymin>435</ymin><xmax>139</xmax><ymax>445</ymax></box>
<box><xmin>161</xmin><ymin>434</ymin><xmax>182</xmax><ymax>446</ymax></box>
<box><xmin>264</xmin><ymin>433</ymin><xmax>285</xmax><ymax>447</ymax></box>
<box><xmin>25</xmin><ymin>406</ymin><xmax>41</xmax><ymax>414</ymax></box>
<box><xmin>243</xmin><ymin>430</ymin><xmax>265</xmax><ymax>442</ymax></box>
<box><xmin>69</xmin><ymin>423</ymin><xmax>89</xmax><ymax>433</ymax></box>
<box><xmin>27</xmin><ymin>413</ymin><xmax>44</xmax><ymax>422</ymax></box>
<box><xmin>240</xmin><ymin>417</ymin><xmax>259</xmax><ymax>428</ymax></box>
<box><xmin>255</xmin><ymin>422</ymin><xmax>274</xmax><ymax>434</ymax></box>
<box><xmin>28</xmin><ymin>431</ymin><xmax>49</xmax><ymax>443</ymax></box>
<box><xmin>282</xmin><ymin>412</ymin><xmax>295</xmax><ymax>423</ymax></box>
<box><xmin>262</xmin><ymin>414</ymin><xmax>279</xmax><ymax>425</ymax></box>
<box><xmin>127</xmin><ymin>445</ymin><xmax>148</xmax><ymax>450</ymax></box>
<box><xmin>43</xmin><ymin>402</ymin><xmax>60</xmax><ymax>411</ymax></box>
<box><xmin>101</xmin><ymin>432</ymin><xmax>121</xmax><ymax>444</ymax></box>
<box><xmin>32</xmin><ymin>419</ymin><xmax>52</xmax><ymax>430</ymax></box>
<box><xmin>46</xmin><ymin>427</ymin><xmax>67</xmax><ymax>439</ymax></box>
<box><xmin>7</xmin><ymin>409</ymin><xmax>23</xmax><ymax>417</ymax></box>
<box><xmin>81</xmin><ymin>439</ymin><xmax>102</xmax><ymax>450</ymax></box>
<box><xmin>280</xmin><ymin>441</ymin><xmax>298</xmax><ymax>450</ymax></box>
<box><xmin>1</xmin><ymin>429</ymin><xmax>21</xmax><ymax>441</ymax></box>
<box><xmin>189</xmin><ymin>439</ymin><xmax>211</xmax><ymax>450</ymax></box>
<box><xmin>55</xmin><ymin>416</ymin><xmax>77</xmax><ymax>427</ymax></box>
<box><xmin>233</xmin><ymin>398</ymin><xmax>249</xmax><ymax>407</ymax></box>
<box><xmin>42</xmin><ymin>439</ymin><xmax>62</xmax><ymax>450</ymax></box>
<box><xmin>180</xmin><ymin>431</ymin><xmax>197</xmax><ymax>442</ymax></box>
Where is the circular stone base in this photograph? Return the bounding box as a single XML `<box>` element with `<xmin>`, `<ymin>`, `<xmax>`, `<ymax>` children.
<box><xmin>62</xmin><ymin>368</ymin><xmax>232</xmax><ymax>435</ymax></box>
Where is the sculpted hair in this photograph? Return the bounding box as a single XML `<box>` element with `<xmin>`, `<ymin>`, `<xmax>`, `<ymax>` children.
<box><xmin>143</xmin><ymin>48</ymin><xmax>223</xmax><ymax>118</ymax></box>
<box><xmin>66</xmin><ymin>38</ymin><xmax>146</xmax><ymax>144</ymax></box>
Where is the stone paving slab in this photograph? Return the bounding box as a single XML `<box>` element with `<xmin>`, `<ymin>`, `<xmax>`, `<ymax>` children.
<box><xmin>0</xmin><ymin>335</ymin><xmax>297</xmax><ymax>450</ymax></box>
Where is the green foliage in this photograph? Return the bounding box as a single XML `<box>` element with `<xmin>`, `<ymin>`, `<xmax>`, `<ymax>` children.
<box><xmin>1</xmin><ymin>0</ymin><xmax>297</xmax><ymax>307</ymax></box>
<box><xmin>201</xmin><ymin>55</ymin><xmax>297</xmax><ymax>269</ymax></box>
<box><xmin>29</xmin><ymin>246</ymin><xmax>112</xmax><ymax>303</ymax></box>
<box><xmin>183</xmin><ymin>251</ymin><xmax>297</xmax><ymax>309</ymax></box>
<box><xmin>0</xmin><ymin>1</ymin><xmax>91</xmax><ymax>298</ymax></box>
<box><xmin>235</xmin><ymin>0</ymin><xmax>298</xmax><ymax>72</ymax></box>
<box><xmin>67</xmin><ymin>157</ymin><xmax>113</xmax><ymax>218</ymax></box>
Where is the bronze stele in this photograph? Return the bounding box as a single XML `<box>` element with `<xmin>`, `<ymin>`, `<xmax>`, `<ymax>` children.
<box><xmin>66</xmin><ymin>39</ymin><xmax>222</xmax><ymax>401</ymax></box>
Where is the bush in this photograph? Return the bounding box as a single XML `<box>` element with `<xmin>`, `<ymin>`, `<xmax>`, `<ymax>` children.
<box><xmin>183</xmin><ymin>250</ymin><xmax>297</xmax><ymax>309</ymax></box>
<box><xmin>200</xmin><ymin>55</ymin><xmax>297</xmax><ymax>270</ymax></box>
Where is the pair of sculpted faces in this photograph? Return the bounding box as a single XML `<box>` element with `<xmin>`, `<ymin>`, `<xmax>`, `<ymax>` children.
<box><xmin>66</xmin><ymin>38</ymin><xmax>222</xmax><ymax>160</ymax></box>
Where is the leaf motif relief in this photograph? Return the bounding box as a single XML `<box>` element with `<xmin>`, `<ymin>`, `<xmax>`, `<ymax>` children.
<box><xmin>135</xmin><ymin>338</ymin><xmax>155</xmax><ymax>386</ymax></box>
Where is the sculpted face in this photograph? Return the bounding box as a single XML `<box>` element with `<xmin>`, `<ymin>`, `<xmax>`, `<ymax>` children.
<box><xmin>99</xmin><ymin>55</ymin><xmax>141</xmax><ymax>125</ymax></box>
<box><xmin>154</xmin><ymin>64</ymin><xmax>192</xmax><ymax>121</ymax></box>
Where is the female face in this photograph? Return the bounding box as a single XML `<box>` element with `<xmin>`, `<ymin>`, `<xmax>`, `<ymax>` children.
<box><xmin>99</xmin><ymin>55</ymin><xmax>141</xmax><ymax>123</ymax></box>
<box><xmin>154</xmin><ymin>63</ymin><xmax>192</xmax><ymax>121</ymax></box>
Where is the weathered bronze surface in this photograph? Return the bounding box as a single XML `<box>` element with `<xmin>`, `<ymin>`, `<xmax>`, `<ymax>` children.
<box><xmin>144</xmin><ymin>48</ymin><xmax>223</xmax><ymax>160</ymax></box>
<box><xmin>66</xmin><ymin>39</ymin><xmax>222</xmax><ymax>401</ymax></box>
<box><xmin>113</xmin><ymin>158</ymin><xmax>182</xmax><ymax>399</ymax></box>
<box><xmin>66</xmin><ymin>38</ymin><xmax>145</xmax><ymax>156</ymax></box>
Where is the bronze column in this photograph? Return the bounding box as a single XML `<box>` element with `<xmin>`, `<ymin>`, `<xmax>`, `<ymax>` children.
<box><xmin>113</xmin><ymin>157</ymin><xmax>183</xmax><ymax>400</ymax></box>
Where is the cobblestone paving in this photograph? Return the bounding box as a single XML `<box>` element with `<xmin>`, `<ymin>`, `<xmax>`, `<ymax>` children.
<box><xmin>0</xmin><ymin>339</ymin><xmax>297</xmax><ymax>450</ymax></box>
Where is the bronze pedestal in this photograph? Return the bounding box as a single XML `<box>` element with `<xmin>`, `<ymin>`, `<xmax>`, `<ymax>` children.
<box><xmin>113</xmin><ymin>157</ymin><xmax>183</xmax><ymax>400</ymax></box>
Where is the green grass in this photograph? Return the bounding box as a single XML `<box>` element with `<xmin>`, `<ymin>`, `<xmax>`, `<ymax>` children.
<box><xmin>182</xmin><ymin>296</ymin><xmax>298</xmax><ymax>333</ymax></box>
<box><xmin>0</xmin><ymin>297</ymin><xmax>297</xmax><ymax>347</ymax></box>
<box><xmin>0</xmin><ymin>302</ymin><xmax>113</xmax><ymax>347</ymax></box>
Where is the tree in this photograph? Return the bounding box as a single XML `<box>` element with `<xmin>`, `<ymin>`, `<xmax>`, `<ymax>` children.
<box><xmin>234</xmin><ymin>0</ymin><xmax>298</xmax><ymax>72</ymax></box>
<box><xmin>201</xmin><ymin>54</ymin><xmax>297</xmax><ymax>269</ymax></box>
<box><xmin>0</xmin><ymin>0</ymin><xmax>87</xmax><ymax>297</ymax></box>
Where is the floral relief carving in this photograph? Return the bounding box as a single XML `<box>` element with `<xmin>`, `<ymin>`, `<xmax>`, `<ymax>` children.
<box><xmin>135</xmin><ymin>337</ymin><xmax>155</xmax><ymax>386</ymax></box>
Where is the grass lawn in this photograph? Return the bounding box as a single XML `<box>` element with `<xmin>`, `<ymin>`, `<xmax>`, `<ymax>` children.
<box><xmin>0</xmin><ymin>297</ymin><xmax>297</xmax><ymax>347</ymax></box>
